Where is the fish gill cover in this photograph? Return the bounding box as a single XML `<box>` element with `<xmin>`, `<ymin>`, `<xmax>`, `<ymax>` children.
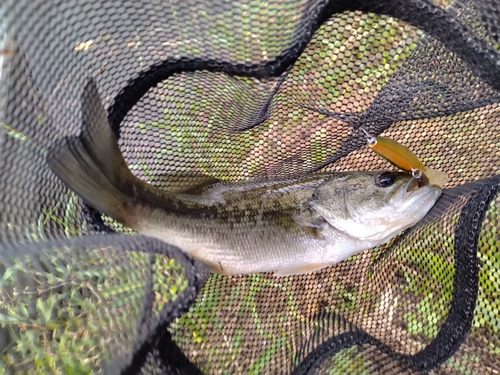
<box><xmin>0</xmin><ymin>0</ymin><xmax>499</xmax><ymax>374</ymax></box>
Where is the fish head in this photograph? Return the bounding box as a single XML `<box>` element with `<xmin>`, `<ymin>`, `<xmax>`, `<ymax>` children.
<box><xmin>309</xmin><ymin>171</ymin><xmax>442</xmax><ymax>243</ymax></box>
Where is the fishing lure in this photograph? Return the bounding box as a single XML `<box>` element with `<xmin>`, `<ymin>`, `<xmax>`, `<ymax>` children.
<box><xmin>361</xmin><ymin>129</ymin><xmax>424</xmax><ymax>176</ymax></box>
<box><xmin>361</xmin><ymin>128</ymin><xmax>448</xmax><ymax>187</ymax></box>
<box><xmin>299</xmin><ymin>106</ymin><xmax>447</xmax><ymax>186</ymax></box>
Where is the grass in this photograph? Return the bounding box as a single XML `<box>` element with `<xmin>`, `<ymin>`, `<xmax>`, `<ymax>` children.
<box><xmin>472</xmin><ymin>196</ymin><xmax>500</xmax><ymax>337</ymax></box>
<box><xmin>1</xmin><ymin>3</ymin><xmax>499</xmax><ymax>375</ymax></box>
<box><xmin>125</xmin><ymin>11</ymin><xmax>424</xmax><ymax>181</ymax></box>
<box><xmin>0</xmin><ymin>240</ymin><xmax>188</xmax><ymax>374</ymax></box>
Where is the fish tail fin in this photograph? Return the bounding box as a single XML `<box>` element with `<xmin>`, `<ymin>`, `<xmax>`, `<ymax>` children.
<box><xmin>47</xmin><ymin>79</ymin><xmax>137</xmax><ymax>227</ymax></box>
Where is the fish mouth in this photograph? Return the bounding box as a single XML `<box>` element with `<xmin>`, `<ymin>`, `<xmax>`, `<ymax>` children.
<box><xmin>405</xmin><ymin>173</ymin><xmax>430</xmax><ymax>193</ymax></box>
<box><xmin>402</xmin><ymin>176</ymin><xmax>442</xmax><ymax>210</ymax></box>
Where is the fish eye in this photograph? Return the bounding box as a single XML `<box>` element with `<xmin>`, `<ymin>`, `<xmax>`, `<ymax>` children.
<box><xmin>374</xmin><ymin>172</ymin><xmax>396</xmax><ymax>187</ymax></box>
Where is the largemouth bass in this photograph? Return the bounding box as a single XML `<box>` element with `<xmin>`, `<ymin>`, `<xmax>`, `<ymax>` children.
<box><xmin>47</xmin><ymin>80</ymin><xmax>442</xmax><ymax>276</ymax></box>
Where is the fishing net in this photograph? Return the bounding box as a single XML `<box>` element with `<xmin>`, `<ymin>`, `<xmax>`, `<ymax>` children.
<box><xmin>0</xmin><ymin>0</ymin><xmax>499</xmax><ymax>373</ymax></box>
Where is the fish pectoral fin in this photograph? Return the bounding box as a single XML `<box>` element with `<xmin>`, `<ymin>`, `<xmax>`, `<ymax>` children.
<box><xmin>293</xmin><ymin>214</ymin><xmax>327</xmax><ymax>239</ymax></box>
<box><xmin>293</xmin><ymin>213</ymin><xmax>326</xmax><ymax>229</ymax></box>
<box><xmin>273</xmin><ymin>262</ymin><xmax>332</xmax><ymax>276</ymax></box>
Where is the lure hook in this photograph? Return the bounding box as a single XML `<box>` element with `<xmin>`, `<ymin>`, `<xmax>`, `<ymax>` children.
<box><xmin>360</xmin><ymin>127</ymin><xmax>377</xmax><ymax>146</ymax></box>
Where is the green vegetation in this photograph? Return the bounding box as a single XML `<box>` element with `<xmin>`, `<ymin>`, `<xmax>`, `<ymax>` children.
<box><xmin>130</xmin><ymin>12</ymin><xmax>423</xmax><ymax>181</ymax></box>
<box><xmin>1</xmin><ymin>3</ymin><xmax>499</xmax><ymax>375</ymax></box>
<box><xmin>0</xmin><ymin>245</ymin><xmax>187</xmax><ymax>374</ymax></box>
<box><xmin>328</xmin><ymin>346</ymin><xmax>374</xmax><ymax>375</ymax></box>
<box><xmin>472</xmin><ymin>198</ymin><xmax>500</xmax><ymax>340</ymax></box>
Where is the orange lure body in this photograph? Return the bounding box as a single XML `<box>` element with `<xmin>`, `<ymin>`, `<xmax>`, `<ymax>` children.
<box><xmin>366</xmin><ymin>135</ymin><xmax>448</xmax><ymax>187</ymax></box>
<box><xmin>369</xmin><ymin>136</ymin><xmax>425</xmax><ymax>173</ymax></box>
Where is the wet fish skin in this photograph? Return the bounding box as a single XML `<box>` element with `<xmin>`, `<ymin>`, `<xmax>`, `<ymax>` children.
<box><xmin>47</xmin><ymin>79</ymin><xmax>442</xmax><ymax>276</ymax></box>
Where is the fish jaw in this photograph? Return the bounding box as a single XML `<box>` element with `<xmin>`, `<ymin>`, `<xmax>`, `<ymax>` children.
<box><xmin>311</xmin><ymin>179</ymin><xmax>441</xmax><ymax>243</ymax></box>
<box><xmin>361</xmin><ymin>182</ymin><xmax>442</xmax><ymax>243</ymax></box>
<box><xmin>396</xmin><ymin>183</ymin><xmax>442</xmax><ymax>229</ymax></box>
<box><xmin>314</xmin><ymin>185</ymin><xmax>442</xmax><ymax>269</ymax></box>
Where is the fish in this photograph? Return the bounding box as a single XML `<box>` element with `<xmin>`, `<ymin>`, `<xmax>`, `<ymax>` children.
<box><xmin>47</xmin><ymin>79</ymin><xmax>442</xmax><ymax>276</ymax></box>
<box><xmin>365</xmin><ymin>134</ymin><xmax>449</xmax><ymax>187</ymax></box>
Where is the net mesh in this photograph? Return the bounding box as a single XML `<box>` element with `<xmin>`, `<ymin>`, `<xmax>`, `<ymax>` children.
<box><xmin>0</xmin><ymin>0</ymin><xmax>499</xmax><ymax>374</ymax></box>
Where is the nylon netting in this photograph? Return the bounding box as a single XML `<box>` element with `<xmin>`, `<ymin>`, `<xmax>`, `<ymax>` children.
<box><xmin>0</xmin><ymin>0</ymin><xmax>499</xmax><ymax>374</ymax></box>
